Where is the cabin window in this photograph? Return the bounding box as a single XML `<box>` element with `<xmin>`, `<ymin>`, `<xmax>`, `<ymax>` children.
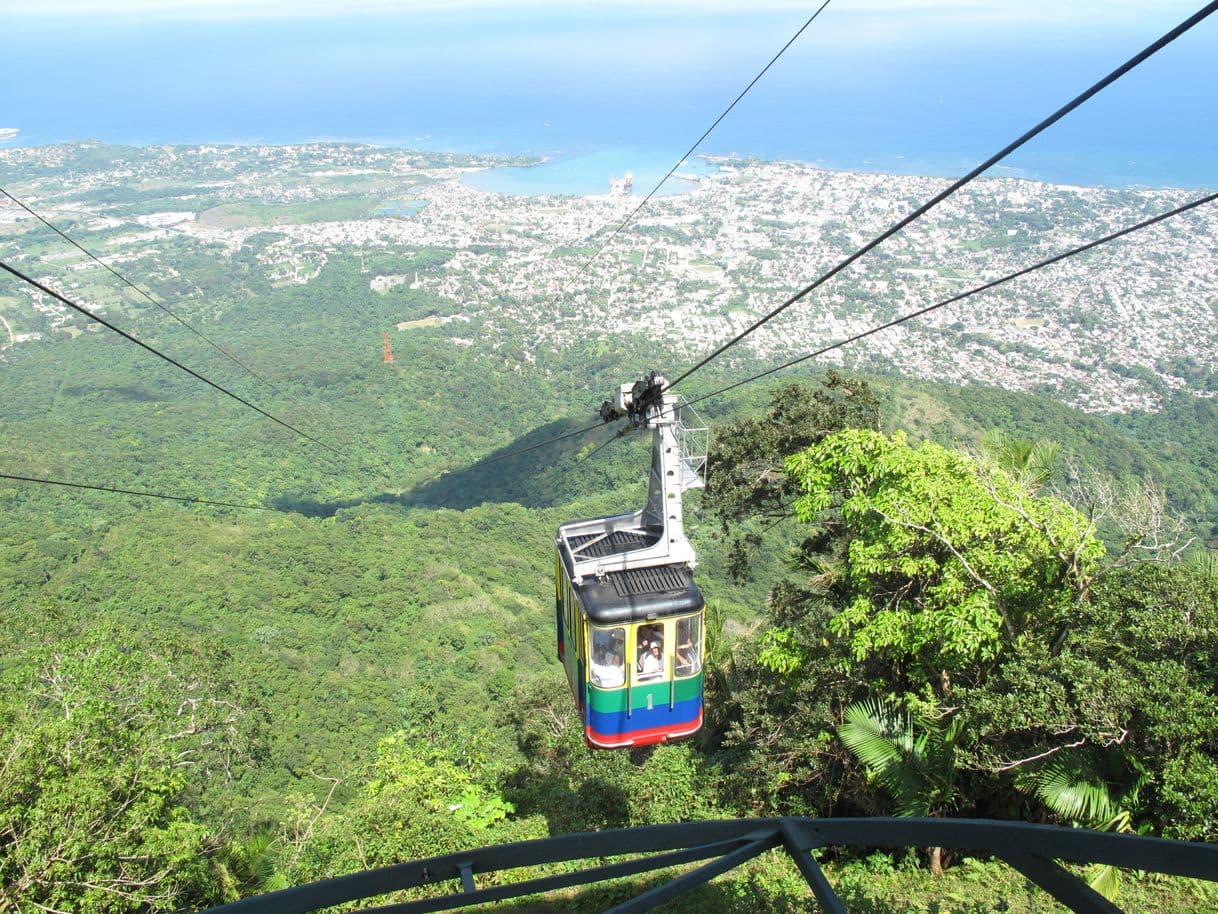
<box><xmin>589</xmin><ymin>626</ymin><xmax>625</xmax><ymax>688</ymax></box>
<box><xmin>675</xmin><ymin>615</ymin><xmax>702</xmax><ymax>677</ymax></box>
<box><xmin>634</xmin><ymin>622</ymin><xmax>666</xmax><ymax>683</ymax></box>
<box><xmin>572</xmin><ymin>591</ymin><xmax>582</xmax><ymax>661</ymax></box>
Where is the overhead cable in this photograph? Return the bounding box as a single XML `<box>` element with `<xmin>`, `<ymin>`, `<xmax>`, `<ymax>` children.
<box><xmin>558</xmin><ymin>0</ymin><xmax>833</xmax><ymax>298</ymax></box>
<box><xmin>0</xmin><ymin>260</ymin><xmax>344</xmax><ymax>458</ymax></box>
<box><xmin>683</xmin><ymin>190</ymin><xmax>1218</xmax><ymax>408</ymax></box>
<box><xmin>0</xmin><ymin>186</ymin><xmax>269</xmax><ymax>382</ymax></box>
<box><xmin>578</xmin><ymin>425</ymin><xmax>635</xmax><ymax>463</ymax></box>
<box><xmin>664</xmin><ymin>0</ymin><xmax>1218</xmax><ymax>393</ymax></box>
<box><xmin>0</xmin><ymin>472</ymin><xmax>281</xmax><ymax>511</ymax></box>
<box><xmin>505</xmin><ymin>3</ymin><xmax>832</xmax><ymax>455</ymax></box>
<box><xmin>476</xmin><ymin>418</ymin><xmax>618</xmax><ymax>468</ymax></box>
<box><xmin>0</xmin><ymin>189</ymin><xmax>393</xmax><ymax>480</ymax></box>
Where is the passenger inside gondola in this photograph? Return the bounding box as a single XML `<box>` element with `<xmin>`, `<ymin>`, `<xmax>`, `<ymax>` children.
<box><xmin>591</xmin><ymin>628</ymin><xmax>625</xmax><ymax>687</ymax></box>
<box><xmin>675</xmin><ymin>616</ymin><xmax>701</xmax><ymax>676</ymax></box>
<box><xmin>638</xmin><ymin>638</ymin><xmax>664</xmax><ymax>681</ymax></box>
<box><xmin>635</xmin><ymin>624</ymin><xmax>655</xmax><ymax>667</ymax></box>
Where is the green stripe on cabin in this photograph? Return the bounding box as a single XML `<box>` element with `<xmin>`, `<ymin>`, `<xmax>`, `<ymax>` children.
<box><xmin>588</xmin><ymin>673</ymin><xmax>703</xmax><ymax>713</ymax></box>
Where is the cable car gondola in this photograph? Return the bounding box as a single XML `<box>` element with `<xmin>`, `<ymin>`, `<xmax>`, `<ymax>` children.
<box><xmin>555</xmin><ymin>373</ymin><xmax>709</xmax><ymax>749</ymax></box>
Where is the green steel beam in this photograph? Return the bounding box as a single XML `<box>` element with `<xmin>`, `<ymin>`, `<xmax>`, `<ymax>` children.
<box><xmin>999</xmin><ymin>852</ymin><xmax>1125</xmax><ymax>914</ymax></box>
<box><xmin>199</xmin><ymin>817</ymin><xmax>1218</xmax><ymax>914</ymax></box>
<box><xmin>780</xmin><ymin>819</ymin><xmax>847</xmax><ymax>914</ymax></box>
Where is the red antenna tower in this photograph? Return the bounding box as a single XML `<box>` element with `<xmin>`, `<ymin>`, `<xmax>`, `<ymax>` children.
<box><xmin>383</xmin><ymin>331</ymin><xmax>394</xmax><ymax>364</ymax></box>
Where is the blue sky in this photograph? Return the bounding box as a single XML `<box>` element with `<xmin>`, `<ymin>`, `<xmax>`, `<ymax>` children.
<box><xmin>1</xmin><ymin>0</ymin><xmax>1206</xmax><ymax>24</ymax></box>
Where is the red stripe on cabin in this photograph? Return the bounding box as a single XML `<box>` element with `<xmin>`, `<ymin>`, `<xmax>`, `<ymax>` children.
<box><xmin>584</xmin><ymin>709</ymin><xmax>703</xmax><ymax>750</ymax></box>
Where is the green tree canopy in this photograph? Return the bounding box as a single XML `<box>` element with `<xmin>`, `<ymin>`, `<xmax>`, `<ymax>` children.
<box><xmin>0</xmin><ymin>630</ymin><xmax>250</xmax><ymax>912</ymax></box>
<box><xmin>705</xmin><ymin>374</ymin><xmax>881</xmax><ymax>580</ymax></box>
<box><xmin>786</xmin><ymin>429</ymin><xmax>1105</xmax><ymax>682</ymax></box>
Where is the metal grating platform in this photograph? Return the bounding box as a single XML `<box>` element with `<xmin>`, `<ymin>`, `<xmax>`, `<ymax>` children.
<box><xmin>608</xmin><ymin>564</ymin><xmax>691</xmax><ymax>598</ymax></box>
<box><xmin>567</xmin><ymin>529</ymin><xmax>658</xmax><ymax>558</ymax></box>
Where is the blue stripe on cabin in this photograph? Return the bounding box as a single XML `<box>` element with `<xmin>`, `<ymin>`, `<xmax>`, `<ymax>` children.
<box><xmin>586</xmin><ymin>693</ymin><xmax>702</xmax><ymax>737</ymax></box>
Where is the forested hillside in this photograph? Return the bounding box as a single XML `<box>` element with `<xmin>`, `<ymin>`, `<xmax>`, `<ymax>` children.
<box><xmin>3</xmin><ymin>353</ymin><xmax>1217</xmax><ymax>911</ymax></box>
<box><xmin>2</xmin><ymin>148</ymin><xmax>1217</xmax><ymax>912</ymax></box>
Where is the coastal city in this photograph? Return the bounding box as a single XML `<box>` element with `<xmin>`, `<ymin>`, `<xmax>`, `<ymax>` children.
<box><xmin>1</xmin><ymin>140</ymin><xmax>1215</xmax><ymax>414</ymax></box>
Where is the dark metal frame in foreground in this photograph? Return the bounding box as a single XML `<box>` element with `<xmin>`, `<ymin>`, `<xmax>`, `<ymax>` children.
<box><xmin>203</xmin><ymin>817</ymin><xmax>1218</xmax><ymax>914</ymax></box>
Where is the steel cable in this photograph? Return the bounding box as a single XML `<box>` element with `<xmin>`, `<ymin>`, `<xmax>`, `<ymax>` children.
<box><xmin>664</xmin><ymin>0</ymin><xmax>1218</xmax><ymax>393</ymax></box>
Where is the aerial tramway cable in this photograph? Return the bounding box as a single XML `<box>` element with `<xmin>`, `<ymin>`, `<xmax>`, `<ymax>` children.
<box><xmin>682</xmin><ymin>189</ymin><xmax>1218</xmax><ymax>409</ymax></box>
<box><xmin>478</xmin><ymin>0</ymin><xmax>1218</xmax><ymax>471</ymax></box>
<box><xmin>573</xmin><ymin>189</ymin><xmax>1218</xmax><ymax>471</ymax></box>
<box><xmin>0</xmin><ymin>472</ymin><xmax>283</xmax><ymax>512</ymax></box>
<box><xmin>0</xmin><ymin>187</ymin><xmax>269</xmax><ymax>383</ymax></box>
<box><xmin>482</xmin><ymin>6</ymin><xmax>835</xmax><ymax>469</ymax></box>
<box><xmin>662</xmin><ymin>0</ymin><xmax>1218</xmax><ymax>395</ymax></box>
<box><xmin>577</xmin><ymin>424</ymin><xmax>637</xmax><ymax>463</ymax></box>
<box><xmin>557</xmin><ymin>0</ymin><xmax>833</xmax><ymax>299</ymax></box>
<box><xmin>476</xmin><ymin>419</ymin><xmax>615</xmax><ymax>468</ymax></box>
<box><xmin>0</xmin><ymin>259</ymin><xmax>345</xmax><ymax>459</ymax></box>
<box><xmin>0</xmin><ymin>189</ymin><xmax>405</xmax><ymax>484</ymax></box>
<box><xmin>473</xmin><ymin>186</ymin><xmax>1218</xmax><ymax>471</ymax></box>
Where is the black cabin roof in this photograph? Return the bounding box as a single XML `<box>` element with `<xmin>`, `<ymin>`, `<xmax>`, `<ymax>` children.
<box><xmin>557</xmin><ymin>525</ymin><xmax>703</xmax><ymax>624</ymax></box>
<box><xmin>563</xmin><ymin>528</ymin><xmax>661</xmax><ymax>557</ymax></box>
<box><xmin>560</xmin><ymin>557</ymin><xmax>702</xmax><ymax>627</ymax></box>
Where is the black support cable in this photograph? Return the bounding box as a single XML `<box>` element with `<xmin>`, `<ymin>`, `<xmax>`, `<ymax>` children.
<box><xmin>0</xmin><ymin>472</ymin><xmax>281</xmax><ymax>512</ymax></box>
<box><xmin>0</xmin><ymin>186</ymin><xmax>268</xmax><ymax>381</ymax></box>
<box><xmin>0</xmin><ymin>260</ymin><xmax>345</xmax><ymax>458</ymax></box>
<box><xmin>508</xmin><ymin>3</ymin><xmax>832</xmax><ymax>453</ymax></box>
<box><xmin>578</xmin><ymin>425</ymin><xmax>635</xmax><ymax>463</ymax></box>
<box><xmin>0</xmin><ymin>189</ymin><xmax>395</xmax><ymax>481</ymax></box>
<box><xmin>476</xmin><ymin>418</ymin><xmax>619</xmax><ymax>468</ymax></box>
<box><xmin>683</xmin><ymin>190</ymin><xmax>1218</xmax><ymax>409</ymax></box>
<box><xmin>664</xmin><ymin>0</ymin><xmax>1218</xmax><ymax>393</ymax></box>
<box><xmin>558</xmin><ymin>0</ymin><xmax>833</xmax><ymax>298</ymax></box>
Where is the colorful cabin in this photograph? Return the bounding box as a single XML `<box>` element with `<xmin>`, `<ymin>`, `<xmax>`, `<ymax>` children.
<box><xmin>555</xmin><ymin>374</ymin><xmax>709</xmax><ymax>749</ymax></box>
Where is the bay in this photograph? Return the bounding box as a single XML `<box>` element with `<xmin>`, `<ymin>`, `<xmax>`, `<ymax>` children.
<box><xmin>3</xmin><ymin>4</ymin><xmax>1215</xmax><ymax>191</ymax></box>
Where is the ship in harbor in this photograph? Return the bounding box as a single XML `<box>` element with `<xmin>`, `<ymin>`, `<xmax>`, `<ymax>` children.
<box><xmin>609</xmin><ymin>170</ymin><xmax>634</xmax><ymax>195</ymax></box>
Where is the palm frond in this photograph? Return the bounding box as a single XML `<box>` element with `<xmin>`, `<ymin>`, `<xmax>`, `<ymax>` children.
<box><xmin>872</xmin><ymin>765</ymin><xmax>933</xmax><ymax>818</ymax></box>
<box><xmin>839</xmin><ymin>699</ymin><xmax>909</xmax><ymax>770</ymax></box>
<box><xmin>1031</xmin><ymin>752</ymin><xmax>1120</xmax><ymax>824</ymax></box>
<box><xmin>1087</xmin><ymin>862</ymin><xmax>1123</xmax><ymax>902</ymax></box>
<box><xmin>839</xmin><ymin>698</ymin><xmax>937</xmax><ymax>817</ymax></box>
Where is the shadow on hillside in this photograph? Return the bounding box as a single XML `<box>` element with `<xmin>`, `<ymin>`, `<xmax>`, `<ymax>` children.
<box><xmin>501</xmin><ymin>767</ymin><xmax>631</xmax><ymax>835</ymax></box>
<box><xmin>402</xmin><ymin>417</ymin><xmax>615</xmax><ymax>511</ymax></box>
<box><xmin>269</xmin><ymin>490</ymin><xmax>401</xmax><ymax>518</ymax></box>
<box><xmin>64</xmin><ymin>384</ymin><xmax>165</xmax><ymax>402</ymax></box>
<box><xmin>269</xmin><ymin>417</ymin><xmax>613</xmax><ymax>517</ymax></box>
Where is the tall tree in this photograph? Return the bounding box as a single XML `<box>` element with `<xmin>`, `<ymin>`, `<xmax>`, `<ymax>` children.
<box><xmin>786</xmin><ymin>429</ymin><xmax>1104</xmax><ymax>691</ymax></box>
<box><xmin>706</xmin><ymin>373</ymin><xmax>881</xmax><ymax>580</ymax></box>
<box><xmin>717</xmin><ymin>427</ymin><xmax>1107</xmax><ymax>823</ymax></box>
<box><xmin>0</xmin><ymin>629</ymin><xmax>252</xmax><ymax>912</ymax></box>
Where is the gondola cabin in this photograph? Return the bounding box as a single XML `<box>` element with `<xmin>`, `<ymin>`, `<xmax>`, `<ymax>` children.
<box><xmin>555</xmin><ymin>374</ymin><xmax>709</xmax><ymax>749</ymax></box>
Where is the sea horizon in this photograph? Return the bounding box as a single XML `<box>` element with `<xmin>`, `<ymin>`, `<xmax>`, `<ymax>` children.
<box><xmin>3</xmin><ymin>4</ymin><xmax>1215</xmax><ymax>193</ymax></box>
<box><xmin>4</xmin><ymin>127</ymin><xmax>1213</xmax><ymax>197</ymax></box>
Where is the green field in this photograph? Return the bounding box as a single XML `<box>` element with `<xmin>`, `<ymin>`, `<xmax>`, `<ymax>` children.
<box><xmin>198</xmin><ymin>194</ymin><xmax>378</xmax><ymax>228</ymax></box>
